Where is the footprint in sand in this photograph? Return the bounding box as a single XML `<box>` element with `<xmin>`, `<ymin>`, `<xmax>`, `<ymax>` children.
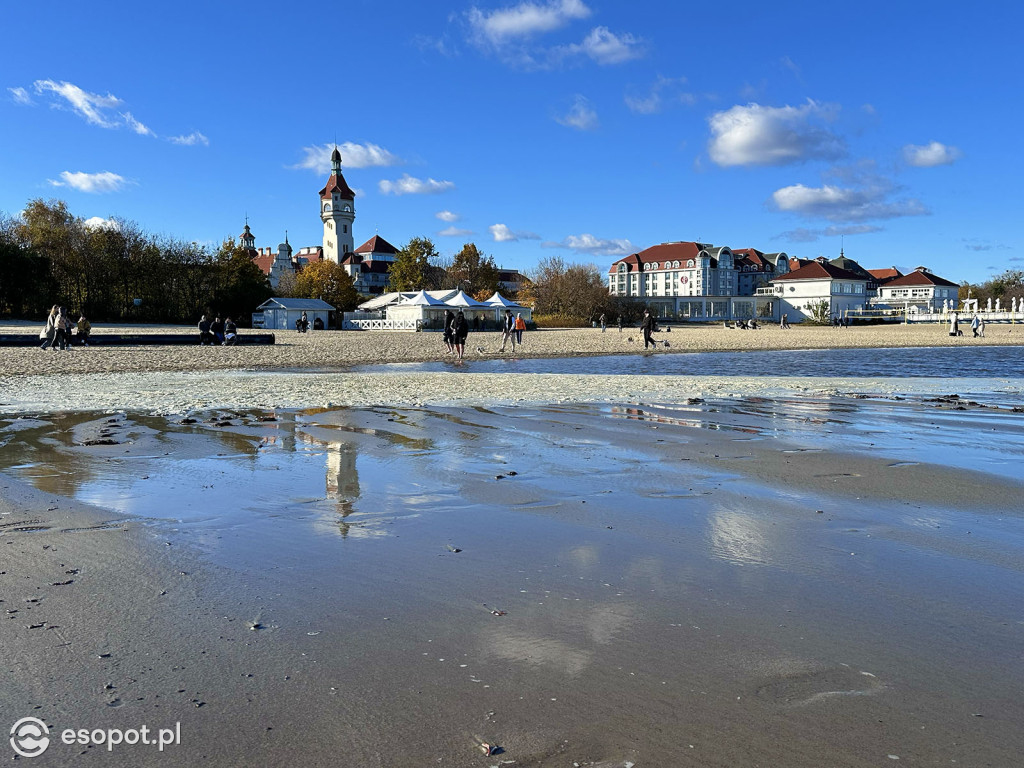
<box><xmin>756</xmin><ymin>665</ymin><xmax>884</xmax><ymax>707</ymax></box>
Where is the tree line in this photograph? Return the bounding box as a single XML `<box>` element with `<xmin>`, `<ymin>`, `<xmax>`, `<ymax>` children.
<box><xmin>959</xmin><ymin>269</ymin><xmax>1024</xmax><ymax>307</ymax></box>
<box><xmin>2</xmin><ymin>198</ymin><xmax>630</xmax><ymax>327</ymax></box>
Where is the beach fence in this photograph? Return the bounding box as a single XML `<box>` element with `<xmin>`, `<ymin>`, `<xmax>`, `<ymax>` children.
<box><xmin>341</xmin><ymin>312</ymin><xmax>422</xmax><ymax>331</ymax></box>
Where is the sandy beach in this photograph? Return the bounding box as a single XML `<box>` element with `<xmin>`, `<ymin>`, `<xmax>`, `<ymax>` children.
<box><xmin>2</xmin><ymin>324</ymin><xmax>1023</xmax><ymax>767</ymax></box>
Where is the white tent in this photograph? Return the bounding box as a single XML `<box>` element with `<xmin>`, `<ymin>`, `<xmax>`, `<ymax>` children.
<box><xmin>445</xmin><ymin>290</ymin><xmax>487</xmax><ymax>307</ymax></box>
<box><xmin>400</xmin><ymin>290</ymin><xmax>448</xmax><ymax>306</ymax></box>
<box><xmin>483</xmin><ymin>291</ymin><xmax>522</xmax><ymax>307</ymax></box>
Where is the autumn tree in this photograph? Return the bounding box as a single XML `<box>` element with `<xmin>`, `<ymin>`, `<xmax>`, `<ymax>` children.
<box><xmin>290</xmin><ymin>259</ymin><xmax>359</xmax><ymax>313</ymax></box>
<box><xmin>530</xmin><ymin>255</ymin><xmax>610</xmax><ymax>321</ymax></box>
<box><xmin>388</xmin><ymin>237</ymin><xmax>438</xmax><ymax>292</ymax></box>
<box><xmin>448</xmin><ymin>242</ymin><xmax>501</xmax><ymax>300</ymax></box>
<box><xmin>212</xmin><ymin>238</ymin><xmax>272</xmax><ymax>324</ymax></box>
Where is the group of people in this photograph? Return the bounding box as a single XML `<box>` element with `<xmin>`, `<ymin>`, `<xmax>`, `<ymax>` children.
<box><xmin>197</xmin><ymin>315</ymin><xmax>239</xmax><ymax>346</ymax></box>
<box><xmin>948</xmin><ymin>312</ymin><xmax>985</xmax><ymax>338</ymax></box>
<box><xmin>442</xmin><ymin>309</ymin><xmax>470</xmax><ymax>359</ymax></box>
<box><xmin>500</xmin><ymin>310</ymin><xmax>526</xmax><ymax>352</ymax></box>
<box><xmin>39</xmin><ymin>305</ymin><xmax>90</xmax><ymax>350</ymax></box>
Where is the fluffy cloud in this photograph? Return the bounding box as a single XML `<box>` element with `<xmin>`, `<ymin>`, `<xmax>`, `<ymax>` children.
<box><xmin>468</xmin><ymin>0</ymin><xmax>590</xmax><ymax>45</ymax></box>
<box><xmin>903</xmin><ymin>141</ymin><xmax>961</xmax><ymax>167</ymax></box>
<box><xmin>48</xmin><ymin>171</ymin><xmax>129</xmax><ymax>194</ymax></box>
<box><xmin>543</xmin><ymin>233</ymin><xmax>634</xmax><ymax>256</ymax></box>
<box><xmin>83</xmin><ymin>216</ymin><xmax>120</xmax><ymax>231</ymax></box>
<box><xmin>436</xmin><ymin>210</ymin><xmax>460</xmax><ymax>222</ymax></box>
<box><xmin>169</xmin><ymin>131</ymin><xmax>209</xmax><ymax>146</ymax></box>
<box><xmin>556</xmin><ymin>95</ymin><xmax>598</xmax><ymax>130</ymax></box>
<box><xmin>562</xmin><ymin>26</ymin><xmax>644</xmax><ymax>65</ymax></box>
<box><xmin>771</xmin><ymin>183</ymin><xmax>928</xmax><ymax>222</ymax></box>
<box><xmin>33</xmin><ymin>79</ymin><xmax>123</xmax><ymax>128</ymax></box>
<box><xmin>294</xmin><ymin>142</ymin><xmax>403</xmax><ymax>173</ymax></box>
<box><xmin>9</xmin><ymin>86</ymin><xmax>32</xmax><ymax>105</ymax></box>
<box><xmin>439</xmin><ymin>226</ymin><xmax>475</xmax><ymax>237</ymax></box>
<box><xmin>379</xmin><ymin>174</ymin><xmax>454</xmax><ymax>195</ymax></box>
<box><xmin>490</xmin><ymin>224</ymin><xmax>541</xmax><ymax>242</ymax></box>
<box><xmin>708</xmin><ymin>101</ymin><xmax>844</xmax><ymax>167</ymax></box>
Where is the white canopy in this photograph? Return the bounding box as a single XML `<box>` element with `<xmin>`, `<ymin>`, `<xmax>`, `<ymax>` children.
<box><xmin>399</xmin><ymin>290</ymin><xmax>448</xmax><ymax>306</ymax></box>
<box><xmin>483</xmin><ymin>291</ymin><xmax>522</xmax><ymax>308</ymax></box>
<box><xmin>445</xmin><ymin>290</ymin><xmax>487</xmax><ymax>307</ymax></box>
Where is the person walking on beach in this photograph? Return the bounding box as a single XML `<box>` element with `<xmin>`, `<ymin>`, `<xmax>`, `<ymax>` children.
<box><xmin>514</xmin><ymin>312</ymin><xmax>526</xmax><ymax>345</ymax></box>
<box><xmin>39</xmin><ymin>305</ymin><xmax>59</xmax><ymax>350</ymax></box>
<box><xmin>641</xmin><ymin>309</ymin><xmax>658</xmax><ymax>350</ymax></box>
<box><xmin>76</xmin><ymin>314</ymin><xmax>91</xmax><ymax>346</ymax></box>
<box><xmin>599</xmin><ymin>313</ymin><xmax>606</xmax><ymax>332</ymax></box>
<box><xmin>970</xmin><ymin>313</ymin><xmax>981</xmax><ymax>338</ymax></box>
<box><xmin>949</xmin><ymin>312</ymin><xmax>960</xmax><ymax>337</ymax></box>
<box><xmin>453</xmin><ymin>310</ymin><xmax>469</xmax><ymax>360</ymax></box>
<box><xmin>442</xmin><ymin>309</ymin><xmax>455</xmax><ymax>354</ymax></box>
<box><xmin>500</xmin><ymin>309</ymin><xmax>516</xmax><ymax>352</ymax></box>
<box><xmin>55</xmin><ymin>306</ymin><xmax>73</xmax><ymax>350</ymax></box>
<box><xmin>978</xmin><ymin>314</ymin><xmax>986</xmax><ymax>338</ymax></box>
<box><xmin>617</xmin><ymin>315</ymin><xmax>623</xmax><ymax>333</ymax></box>
<box><xmin>780</xmin><ymin>313</ymin><xmax>789</xmax><ymax>329</ymax></box>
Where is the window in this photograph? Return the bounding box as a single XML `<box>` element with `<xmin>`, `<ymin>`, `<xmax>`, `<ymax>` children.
<box><xmin>343</xmin><ymin>225</ymin><xmax>347</xmax><ymax>233</ymax></box>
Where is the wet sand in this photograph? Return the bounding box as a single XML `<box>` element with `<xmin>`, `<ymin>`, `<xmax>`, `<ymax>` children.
<box><xmin>2</xmin><ymin>401</ymin><xmax>1022</xmax><ymax>766</ymax></box>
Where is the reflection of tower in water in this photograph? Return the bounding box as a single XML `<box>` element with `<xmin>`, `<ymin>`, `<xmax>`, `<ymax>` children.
<box><xmin>326</xmin><ymin>442</ymin><xmax>360</xmax><ymax>537</ymax></box>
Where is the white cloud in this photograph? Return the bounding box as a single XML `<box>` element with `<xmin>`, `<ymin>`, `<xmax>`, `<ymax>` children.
<box><xmin>707</xmin><ymin>101</ymin><xmax>844</xmax><ymax>167</ymax></box>
<box><xmin>544</xmin><ymin>233</ymin><xmax>635</xmax><ymax>256</ymax></box>
<box><xmin>48</xmin><ymin>171</ymin><xmax>130</xmax><ymax>194</ymax></box>
<box><xmin>293</xmin><ymin>142</ymin><xmax>403</xmax><ymax>173</ymax></box>
<box><xmin>565</xmin><ymin>26</ymin><xmax>643</xmax><ymax>65</ymax></box>
<box><xmin>556</xmin><ymin>95</ymin><xmax>598</xmax><ymax>130</ymax></box>
<box><xmin>83</xmin><ymin>216</ymin><xmax>120</xmax><ymax>231</ymax></box>
<box><xmin>490</xmin><ymin>224</ymin><xmax>541</xmax><ymax>242</ymax></box>
<box><xmin>169</xmin><ymin>131</ymin><xmax>209</xmax><ymax>146</ymax></box>
<box><xmin>379</xmin><ymin>174</ymin><xmax>454</xmax><ymax>195</ymax></box>
<box><xmin>33</xmin><ymin>79</ymin><xmax>122</xmax><ymax>128</ymax></box>
<box><xmin>9</xmin><ymin>87</ymin><xmax>32</xmax><ymax>105</ymax></box>
<box><xmin>625</xmin><ymin>75</ymin><xmax>691</xmax><ymax>115</ymax></box>
<box><xmin>771</xmin><ymin>183</ymin><xmax>928</xmax><ymax>222</ymax></box>
<box><xmin>439</xmin><ymin>226</ymin><xmax>475</xmax><ymax>237</ymax></box>
<box><xmin>468</xmin><ymin>0</ymin><xmax>590</xmax><ymax>45</ymax></box>
<box><xmin>903</xmin><ymin>141</ymin><xmax>961</xmax><ymax>167</ymax></box>
<box><xmin>122</xmin><ymin>111</ymin><xmax>155</xmax><ymax>136</ymax></box>
<box><xmin>436</xmin><ymin>210</ymin><xmax>460</xmax><ymax>222</ymax></box>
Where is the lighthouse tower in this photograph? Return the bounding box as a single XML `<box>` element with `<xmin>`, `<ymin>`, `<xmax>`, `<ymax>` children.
<box><xmin>319</xmin><ymin>147</ymin><xmax>356</xmax><ymax>263</ymax></box>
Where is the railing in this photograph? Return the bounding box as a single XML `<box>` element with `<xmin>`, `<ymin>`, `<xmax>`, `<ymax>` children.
<box><xmin>342</xmin><ymin>318</ymin><xmax>422</xmax><ymax>331</ymax></box>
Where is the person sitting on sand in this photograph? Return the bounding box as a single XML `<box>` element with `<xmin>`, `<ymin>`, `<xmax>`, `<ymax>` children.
<box><xmin>211</xmin><ymin>316</ymin><xmax>225</xmax><ymax>344</ymax></box>
<box><xmin>453</xmin><ymin>310</ymin><xmax>469</xmax><ymax>360</ymax></box>
<box><xmin>76</xmin><ymin>314</ymin><xmax>91</xmax><ymax>346</ymax></box>
<box><xmin>223</xmin><ymin>318</ymin><xmax>238</xmax><ymax>346</ymax></box>
<box><xmin>198</xmin><ymin>315</ymin><xmax>213</xmax><ymax>346</ymax></box>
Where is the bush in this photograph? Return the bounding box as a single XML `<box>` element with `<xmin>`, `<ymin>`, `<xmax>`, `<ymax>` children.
<box><xmin>532</xmin><ymin>313</ymin><xmax>590</xmax><ymax>328</ymax></box>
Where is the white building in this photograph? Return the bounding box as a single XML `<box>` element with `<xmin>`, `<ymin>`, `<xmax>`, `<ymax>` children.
<box><xmin>320</xmin><ymin>147</ymin><xmax>356</xmax><ymax>263</ymax></box>
<box><xmin>341</xmin><ymin>235</ymin><xmax>399</xmax><ymax>296</ymax></box>
<box><xmin>768</xmin><ymin>259</ymin><xmax>868</xmax><ymax>321</ymax></box>
<box><xmin>872</xmin><ymin>266</ymin><xmax>959</xmax><ymax>313</ymax></box>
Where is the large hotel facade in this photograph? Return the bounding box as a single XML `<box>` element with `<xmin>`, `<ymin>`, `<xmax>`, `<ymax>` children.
<box><xmin>609</xmin><ymin>241</ymin><xmax>958</xmax><ymax>321</ymax></box>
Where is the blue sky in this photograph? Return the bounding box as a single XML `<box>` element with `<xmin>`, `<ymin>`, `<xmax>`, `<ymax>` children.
<box><xmin>3</xmin><ymin>0</ymin><xmax>1021</xmax><ymax>283</ymax></box>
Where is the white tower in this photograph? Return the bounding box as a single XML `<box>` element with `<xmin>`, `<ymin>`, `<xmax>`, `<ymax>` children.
<box><xmin>320</xmin><ymin>147</ymin><xmax>356</xmax><ymax>264</ymax></box>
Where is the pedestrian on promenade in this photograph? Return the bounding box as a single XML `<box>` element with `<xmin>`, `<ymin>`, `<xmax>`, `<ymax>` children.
<box><xmin>453</xmin><ymin>310</ymin><xmax>469</xmax><ymax>360</ymax></box>
<box><xmin>514</xmin><ymin>313</ymin><xmax>526</xmax><ymax>345</ymax></box>
<box><xmin>76</xmin><ymin>314</ymin><xmax>91</xmax><ymax>346</ymax></box>
<box><xmin>39</xmin><ymin>305</ymin><xmax>59</xmax><ymax>350</ymax></box>
<box><xmin>500</xmin><ymin>309</ymin><xmax>516</xmax><ymax>352</ymax></box>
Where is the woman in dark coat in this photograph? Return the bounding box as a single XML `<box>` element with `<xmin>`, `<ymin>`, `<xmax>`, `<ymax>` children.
<box><xmin>453</xmin><ymin>310</ymin><xmax>469</xmax><ymax>360</ymax></box>
<box><xmin>442</xmin><ymin>310</ymin><xmax>454</xmax><ymax>354</ymax></box>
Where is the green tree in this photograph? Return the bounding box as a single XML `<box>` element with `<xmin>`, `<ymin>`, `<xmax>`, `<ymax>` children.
<box><xmin>388</xmin><ymin>237</ymin><xmax>438</xmax><ymax>292</ymax></box>
<box><xmin>212</xmin><ymin>238</ymin><xmax>272</xmax><ymax>324</ymax></box>
<box><xmin>0</xmin><ymin>212</ymin><xmax>53</xmax><ymax>318</ymax></box>
<box><xmin>449</xmin><ymin>242</ymin><xmax>501</xmax><ymax>299</ymax></box>
<box><xmin>290</xmin><ymin>259</ymin><xmax>359</xmax><ymax>313</ymax></box>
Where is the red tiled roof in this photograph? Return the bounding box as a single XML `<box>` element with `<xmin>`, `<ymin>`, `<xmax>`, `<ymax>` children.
<box><xmin>252</xmin><ymin>253</ymin><xmax>275</xmax><ymax>276</ymax></box>
<box><xmin>608</xmin><ymin>242</ymin><xmax>704</xmax><ymax>274</ymax></box>
<box><xmin>341</xmin><ymin>252</ymin><xmax>362</xmax><ymax>265</ymax></box>
<box><xmin>354</xmin><ymin>235</ymin><xmax>398</xmax><ymax>255</ymax></box>
<box><xmin>881</xmin><ymin>269</ymin><xmax>958</xmax><ymax>288</ymax></box>
<box><xmin>788</xmin><ymin>257</ymin><xmax>812</xmax><ymax>271</ymax></box>
<box><xmin>868</xmin><ymin>267</ymin><xmax>903</xmax><ymax>284</ymax></box>
<box><xmin>319</xmin><ymin>172</ymin><xmax>356</xmax><ymax>200</ymax></box>
<box><xmin>773</xmin><ymin>261</ymin><xmax>866</xmax><ymax>282</ymax></box>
